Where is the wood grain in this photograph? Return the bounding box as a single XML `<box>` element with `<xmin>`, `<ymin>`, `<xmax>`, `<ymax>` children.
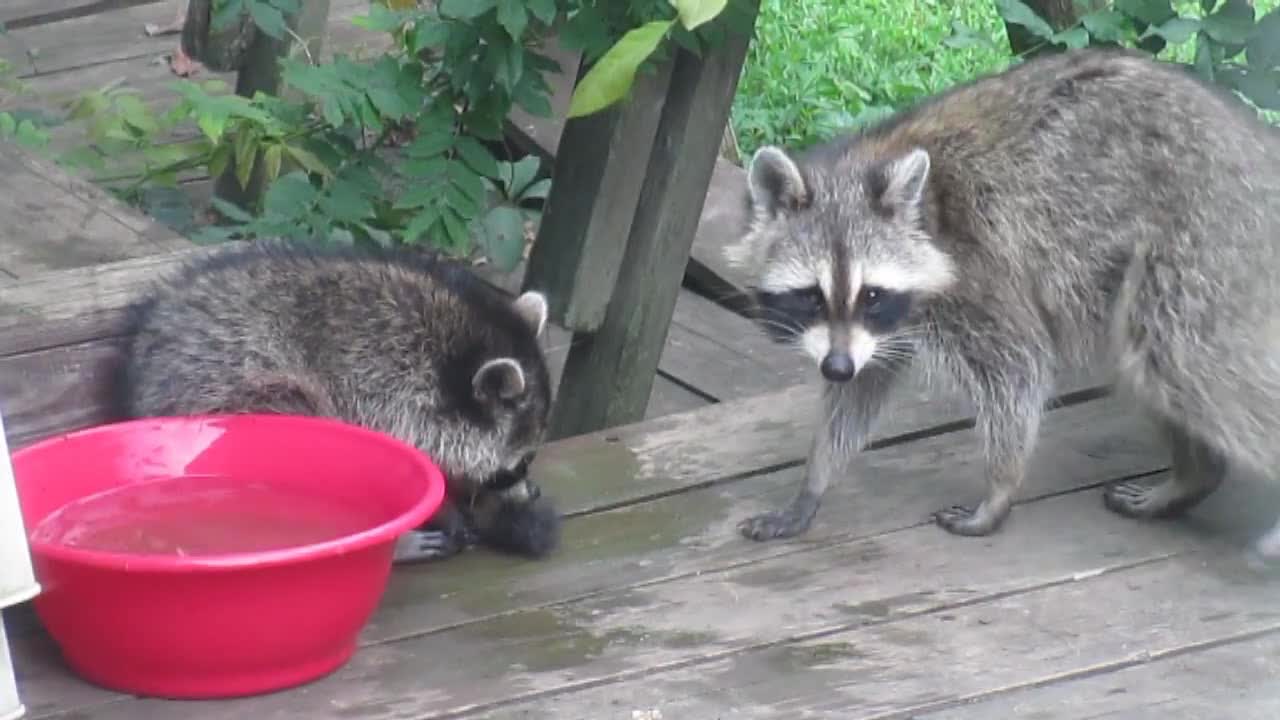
<box><xmin>0</xmin><ymin>0</ymin><xmax>375</xmax><ymax>78</ymax></box>
<box><xmin>0</xmin><ymin>142</ymin><xmax>188</xmax><ymax>279</ymax></box>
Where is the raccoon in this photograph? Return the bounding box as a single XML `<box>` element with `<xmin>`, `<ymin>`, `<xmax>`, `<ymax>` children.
<box><xmin>111</xmin><ymin>240</ymin><xmax>561</xmax><ymax>563</ymax></box>
<box><xmin>724</xmin><ymin>47</ymin><xmax>1280</xmax><ymax>564</ymax></box>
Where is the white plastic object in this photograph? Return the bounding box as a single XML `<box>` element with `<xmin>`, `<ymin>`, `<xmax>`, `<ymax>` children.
<box><xmin>0</xmin><ymin>618</ymin><xmax>23</xmax><ymax>720</ymax></box>
<box><xmin>0</xmin><ymin>409</ymin><xmax>39</xmax><ymax>720</ymax></box>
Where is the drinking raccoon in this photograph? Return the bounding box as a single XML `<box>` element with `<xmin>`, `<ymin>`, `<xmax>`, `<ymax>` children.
<box><xmin>724</xmin><ymin>47</ymin><xmax>1280</xmax><ymax>564</ymax></box>
<box><xmin>111</xmin><ymin>240</ymin><xmax>561</xmax><ymax>563</ymax></box>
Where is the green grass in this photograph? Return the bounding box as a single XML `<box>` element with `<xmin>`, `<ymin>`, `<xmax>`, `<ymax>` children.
<box><xmin>730</xmin><ymin>0</ymin><xmax>1010</xmax><ymax>158</ymax></box>
<box><xmin>730</xmin><ymin>0</ymin><xmax>1280</xmax><ymax>159</ymax></box>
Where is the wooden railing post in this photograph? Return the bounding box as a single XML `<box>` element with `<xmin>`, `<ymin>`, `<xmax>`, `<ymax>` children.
<box><xmin>521</xmin><ymin>54</ymin><xmax>676</xmax><ymax>333</ymax></box>
<box><xmin>535</xmin><ymin>2</ymin><xmax>761</xmax><ymax>440</ymax></box>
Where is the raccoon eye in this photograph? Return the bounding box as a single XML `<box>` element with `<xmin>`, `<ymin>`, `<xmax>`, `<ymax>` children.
<box><xmin>860</xmin><ymin>286</ymin><xmax>885</xmax><ymax>312</ymax></box>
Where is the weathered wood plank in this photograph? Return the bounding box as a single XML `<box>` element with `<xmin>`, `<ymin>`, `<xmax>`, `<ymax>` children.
<box><xmin>363</xmin><ymin>393</ymin><xmax>1169</xmax><ymax>645</ymax></box>
<box><xmin>0</xmin><ymin>142</ymin><xmax>188</xmax><ymax>279</ymax></box>
<box><xmin>917</xmin><ymin>634</ymin><xmax>1280</xmax><ymax>720</ymax></box>
<box><xmin>543</xmin><ymin>3</ymin><xmax>761</xmax><ymax>439</ymax></box>
<box><xmin>478</xmin><ymin>557</ymin><xmax>1280</xmax><ymax>720</ymax></box>
<box><xmin>27</xmin><ymin>452</ymin><xmax>1247</xmax><ymax>719</ymax></box>
<box><xmin>0</xmin><ymin>0</ymin><xmax>374</xmax><ymax>78</ymax></box>
<box><xmin>0</xmin><ymin>0</ymin><xmax>165</xmax><ymax>30</ymax></box>
<box><xmin>14</xmin><ymin>392</ymin><xmax>1172</xmax><ymax>718</ymax></box>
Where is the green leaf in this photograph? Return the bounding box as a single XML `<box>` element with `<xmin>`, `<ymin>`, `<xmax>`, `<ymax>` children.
<box><xmin>1115</xmin><ymin>0</ymin><xmax>1177</xmax><ymax>25</ymax></box>
<box><xmin>1051</xmin><ymin>27</ymin><xmax>1091</xmax><ymax>49</ymax></box>
<box><xmin>1247</xmin><ymin>9</ymin><xmax>1280</xmax><ymax>70</ymax></box>
<box><xmin>994</xmin><ymin>0</ymin><xmax>1056</xmax><ymax>40</ymax></box>
<box><xmin>1080</xmin><ymin>10</ymin><xmax>1129</xmax><ymax>43</ymax></box>
<box><xmin>1202</xmin><ymin>0</ymin><xmax>1255</xmax><ymax>45</ymax></box>
<box><xmin>263</xmin><ymin>172</ymin><xmax>318</xmax><ymax>216</ymax></box>
<box><xmin>403</xmin><ymin>206</ymin><xmax>441</xmax><ymax>244</ymax></box>
<box><xmin>454</xmin><ymin>136</ymin><xmax>500</xmax><ymax>179</ymax></box>
<box><xmin>284</xmin><ymin>144</ymin><xmax>332</xmax><ymax>178</ymax></box>
<box><xmin>447</xmin><ymin>159</ymin><xmax>489</xmax><ymax>212</ymax></box>
<box><xmin>478</xmin><ymin>205</ymin><xmax>526</xmax><ymax>272</ymax></box>
<box><xmin>672</xmin><ymin>0</ymin><xmax>728</xmax><ymax>31</ymax></box>
<box><xmin>439</xmin><ymin>206</ymin><xmax>469</xmax><ymax>249</ymax></box>
<box><xmin>411</xmin><ymin>17</ymin><xmax>450</xmax><ymax>51</ymax></box>
<box><xmin>1231</xmin><ymin>67</ymin><xmax>1280</xmax><ymax>110</ymax></box>
<box><xmin>408</xmin><ymin>129</ymin><xmax>454</xmax><ymax>159</ymax></box>
<box><xmin>318</xmin><ymin>180</ymin><xmax>376</xmax><ymax>223</ymax></box>
<box><xmin>261</xmin><ymin>143</ymin><xmax>284</xmax><ymax>183</ymax></box>
<box><xmin>508</xmin><ymin>155</ymin><xmax>541</xmax><ymax>196</ymax></box>
<box><xmin>527</xmin><ymin>0</ymin><xmax>556</xmax><ymax>25</ymax></box>
<box><xmin>0</xmin><ymin>113</ymin><xmax>16</xmax><ymax>135</ymax></box>
<box><xmin>518</xmin><ymin>177</ymin><xmax>552</xmax><ymax>202</ymax></box>
<box><xmin>246</xmin><ymin>0</ymin><xmax>288</xmax><ymax>39</ymax></box>
<box><xmin>212</xmin><ymin>0</ymin><xmax>245</xmax><ymax>31</ymax></box>
<box><xmin>233</xmin><ymin>129</ymin><xmax>260</xmax><ymax>190</ymax></box>
<box><xmin>1141</xmin><ymin>17</ymin><xmax>1201</xmax><ymax>44</ymax></box>
<box><xmin>439</xmin><ymin>0</ymin><xmax>496</xmax><ymax>20</ymax></box>
<box><xmin>567</xmin><ymin>19</ymin><xmax>673</xmax><ymax>118</ymax></box>
<box><xmin>496</xmin><ymin>0</ymin><xmax>528</xmax><ymax>40</ymax></box>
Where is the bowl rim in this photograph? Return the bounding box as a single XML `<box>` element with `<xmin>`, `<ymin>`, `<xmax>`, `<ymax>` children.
<box><xmin>12</xmin><ymin>414</ymin><xmax>447</xmax><ymax>573</ymax></box>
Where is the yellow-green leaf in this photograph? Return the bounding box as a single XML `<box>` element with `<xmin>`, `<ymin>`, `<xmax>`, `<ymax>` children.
<box><xmin>284</xmin><ymin>144</ymin><xmax>333</xmax><ymax>178</ymax></box>
<box><xmin>671</xmin><ymin>0</ymin><xmax>728</xmax><ymax>31</ymax></box>
<box><xmin>261</xmin><ymin>143</ymin><xmax>284</xmax><ymax>183</ymax></box>
<box><xmin>567</xmin><ymin>19</ymin><xmax>672</xmax><ymax>119</ymax></box>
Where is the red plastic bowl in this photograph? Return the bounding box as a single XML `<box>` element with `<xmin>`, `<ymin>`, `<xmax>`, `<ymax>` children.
<box><xmin>11</xmin><ymin>414</ymin><xmax>445</xmax><ymax>699</ymax></box>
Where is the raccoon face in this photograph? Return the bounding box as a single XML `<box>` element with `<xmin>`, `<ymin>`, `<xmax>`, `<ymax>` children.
<box><xmin>466</xmin><ymin>291</ymin><xmax>552</xmax><ymax>503</ymax></box>
<box><xmin>726</xmin><ymin>143</ymin><xmax>956</xmax><ymax>382</ymax></box>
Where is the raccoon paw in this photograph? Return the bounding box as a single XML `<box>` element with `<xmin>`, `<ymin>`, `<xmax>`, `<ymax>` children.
<box><xmin>477</xmin><ymin>499</ymin><xmax>562</xmax><ymax>559</ymax></box>
<box><xmin>391</xmin><ymin>529</ymin><xmax>470</xmax><ymax>564</ymax></box>
<box><xmin>1102</xmin><ymin>479</ymin><xmax>1206</xmax><ymax>519</ymax></box>
<box><xmin>738</xmin><ymin>492</ymin><xmax>819</xmax><ymax>541</ymax></box>
<box><xmin>933</xmin><ymin>502</ymin><xmax>1008</xmax><ymax>537</ymax></box>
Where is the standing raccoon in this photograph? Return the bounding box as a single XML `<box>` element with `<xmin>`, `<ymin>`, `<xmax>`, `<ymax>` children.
<box><xmin>725</xmin><ymin>48</ymin><xmax>1280</xmax><ymax>564</ymax></box>
<box><xmin>113</xmin><ymin>240</ymin><xmax>561</xmax><ymax>563</ymax></box>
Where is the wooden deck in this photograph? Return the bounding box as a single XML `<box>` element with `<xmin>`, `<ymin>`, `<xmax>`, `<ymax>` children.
<box><xmin>3</xmin><ymin>3</ymin><xmax>1280</xmax><ymax>718</ymax></box>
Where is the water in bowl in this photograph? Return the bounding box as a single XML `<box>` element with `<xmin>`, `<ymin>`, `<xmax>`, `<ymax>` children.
<box><xmin>31</xmin><ymin>476</ymin><xmax>383</xmax><ymax>556</ymax></box>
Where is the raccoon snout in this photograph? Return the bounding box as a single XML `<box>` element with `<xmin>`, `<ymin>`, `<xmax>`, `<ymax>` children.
<box><xmin>820</xmin><ymin>352</ymin><xmax>856</xmax><ymax>382</ymax></box>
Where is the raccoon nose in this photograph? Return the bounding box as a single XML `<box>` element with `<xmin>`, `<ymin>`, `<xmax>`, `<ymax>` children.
<box><xmin>820</xmin><ymin>353</ymin><xmax>856</xmax><ymax>382</ymax></box>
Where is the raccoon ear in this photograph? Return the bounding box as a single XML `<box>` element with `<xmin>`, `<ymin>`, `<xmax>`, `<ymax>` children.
<box><xmin>748</xmin><ymin>146</ymin><xmax>808</xmax><ymax>217</ymax></box>
<box><xmin>511</xmin><ymin>291</ymin><xmax>548</xmax><ymax>337</ymax></box>
<box><xmin>473</xmin><ymin>357</ymin><xmax>527</xmax><ymax>402</ymax></box>
<box><xmin>873</xmin><ymin>147</ymin><xmax>931</xmax><ymax>214</ymax></box>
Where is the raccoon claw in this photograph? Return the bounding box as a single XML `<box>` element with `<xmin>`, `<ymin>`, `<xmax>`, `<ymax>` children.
<box><xmin>738</xmin><ymin>492</ymin><xmax>820</xmax><ymax>542</ymax></box>
<box><xmin>391</xmin><ymin>529</ymin><xmax>471</xmax><ymax>564</ymax></box>
<box><xmin>1102</xmin><ymin>479</ymin><xmax>1203</xmax><ymax>519</ymax></box>
<box><xmin>933</xmin><ymin>503</ymin><xmax>1007</xmax><ymax>537</ymax></box>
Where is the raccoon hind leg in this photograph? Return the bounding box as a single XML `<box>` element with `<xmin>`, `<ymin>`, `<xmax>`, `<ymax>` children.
<box><xmin>1103</xmin><ymin>419</ymin><xmax>1228</xmax><ymax>520</ymax></box>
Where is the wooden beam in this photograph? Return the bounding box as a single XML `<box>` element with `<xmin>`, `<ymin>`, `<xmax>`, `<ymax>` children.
<box><xmin>543</xmin><ymin>2</ymin><xmax>761</xmax><ymax>439</ymax></box>
<box><xmin>521</xmin><ymin>50</ymin><xmax>675</xmax><ymax>332</ymax></box>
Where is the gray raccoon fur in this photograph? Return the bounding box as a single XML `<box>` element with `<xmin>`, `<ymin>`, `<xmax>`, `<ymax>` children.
<box><xmin>112</xmin><ymin>240</ymin><xmax>561</xmax><ymax>562</ymax></box>
<box><xmin>725</xmin><ymin>47</ymin><xmax>1280</xmax><ymax>563</ymax></box>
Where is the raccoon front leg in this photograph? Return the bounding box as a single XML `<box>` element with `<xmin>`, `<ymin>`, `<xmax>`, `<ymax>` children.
<box><xmin>934</xmin><ymin>370</ymin><xmax>1050</xmax><ymax>537</ymax></box>
<box><xmin>739</xmin><ymin>367</ymin><xmax>896</xmax><ymax>542</ymax></box>
<box><xmin>1103</xmin><ymin>420</ymin><xmax>1227</xmax><ymax>519</ymax></box>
